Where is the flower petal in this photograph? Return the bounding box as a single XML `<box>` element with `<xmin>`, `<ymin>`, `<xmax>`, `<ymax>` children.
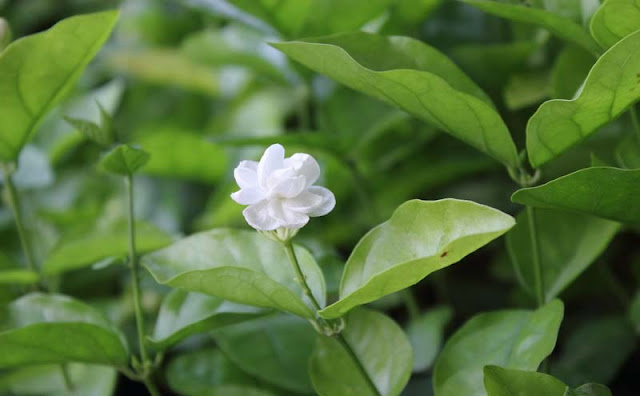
<box><xmin>268</xmin><ymin>199</ymin><xmax>309</xmax><ymax>229</ymax></box>
<box><xmin>230</xmin><ymin>188</ymin><xmax>264</xmax><ymax>205</ymax></box>
<box><xmin>243</xmin><ymin>201</ymin><xmax>279</xmax><ymax>230</ymax></box>
<box><xmin>283</xmin><ymin>190</ymin><xmax>323</xmax><ymax>213</ymax></box>
<box><xmin>233</xmin><ymin>160</ymin><xmax>258</xmax><ymax>189</ymax></box>
<box><xmin>258</xmin><ymin>144</ymin><xmax>285</xmax><ymax>190</ymax></box>
<box><xmin>306</xmin><ymin>186</ymin><xmax>335</xmax><ymax>217</ymax></box>
<box><xmin>269</xmin><ymin>172</ymin><xmax>306</xmax><ymax>198</ymax></box>
<box><xmin>286</xmin><ymin>153</ymin><xmax>320</xmax><ymax>187</ymax></box>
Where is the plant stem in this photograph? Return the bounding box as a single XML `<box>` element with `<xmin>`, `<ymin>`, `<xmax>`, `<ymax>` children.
<box><xmin>403</xmin><ymin>289</ymin><xmax>420</xmax><ymax>320</ymax></box>
<box><xmin>60</xmin><ymin>364</ymin><xmax>74</xmax><ymax>393</ymax></box>
<box><xmin>283</xmin><ymin>241</ymin><xmax>322</xmax><ymax>311</ymax></box>
<box><xmin>526</xmin><ymin>206</ymin><xmax>545</xmax><ymax>307</ymax></box>
<box><xmin>143</xmin><ymin>377</ymin><xmax>161</xmax><ymax>396</ymax></box>
<box><xmin>334</xmin><ymin>333</ymin><xmax>382</xmax><ymax>396</ymax></box>
<box><xmin>1</xmin><ymin>165</ymin><xmax>37</xmax><ymax>273</ymax></box>
<box><xmin>125</xmin><ymin>175</ymin><xmax>158</xmax><ymax>395</ymax></box>
<box><xmin>283</xmin><ymin>241</ymin><xmax>381</xmax><ymax>395</ymax></box>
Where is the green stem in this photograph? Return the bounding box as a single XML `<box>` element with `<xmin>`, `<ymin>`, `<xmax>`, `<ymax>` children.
<box><xmin>125</xmin><ymin>175</ymin><xmax>158</xmax><ymax>395</ymax></box>
<box><xmin>1</xmin><ymin>165</ymin><xmax>37</xmax><ymax>273</ymax></box>
<box><xmin>283</xmin><ymin>241</ymin><xmax>322</xmax><ymax>311</ymax></box>
<box><xmin>60</xmin><ymin>364</ymin><xmax>74</xmax><ymax>393</ymax></box>
<box><xmin>630</xmin><ymin>105</ymin><xmax>640</xmax><ymax>144</ymax></box>
<box><xmin>143</xmin><ymin>376</ymin><xmax>161</xmax><ymax>396</ymax></box>
<box><xmin>283</xmin><ymin>241</ymin><xmax>380</xmax><ymax>396</ymax></box>
<box><xmin>403</xmin><ymin>289</ymin><xmax>420</xmax><ymax>320</ymax></box>
<box><xmin>334</xmin><ymin>333</ymin><xmax>382</xmax><ymax>396</ymax></box>
<box><xmin>526</xmin><ymin>206</ymin><xmax>545</xmax><ymax>307</ymax></box>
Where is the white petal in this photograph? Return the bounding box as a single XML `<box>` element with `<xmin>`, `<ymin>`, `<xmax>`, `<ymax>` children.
<box><xmin>283</xmin><ymin>190</ymin><xmax>323</xmax><ymax>213</ymax></box>
<box><xmin>269</xmin><ymin>173</ymin><xmax>306</xmax><ymax>198</ymax></box>
<box><xmin>306</xmin><ymin>186</ymin><xmax>335</xmax><ymax>217</ymax></box>
<box><xmin>267</xmin><ymin>199</ymin><xmax>309</xmax><ymax>229</ymax></box>
<box><xmin>230</xmin><ymin>188</ymin><xmax>264</xmax><ymax>205</ymax></box>
<box><xmin>243</xmin><ymin>201</ymin><xmax>279</xmax><ymax>230</ymax></box>
<box><xmin>258</xmin><ymin>144</ymin><xmax>285</xmax><ymax>190</ymax></box>
<box><xmin>286</xmin><ymin>153</ymin><xmax>320</xmax><ymax>187</ymax></box>
<box><xmin>234</xmin><ymin>160</ymin><xmax>258</xmax><ymax>189</ymax></box>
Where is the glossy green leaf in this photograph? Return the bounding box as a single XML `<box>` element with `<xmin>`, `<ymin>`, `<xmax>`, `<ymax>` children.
<box><xmin>433</xmin><ymin>300</ymin><xmax>564</xmax><ymax>396</ymax></box>
<box><xmin>0</xmin><ymin>293</ymin><xmax>129</xmax><ymax>368</ymax></box>
<box><xmin>527</xmin><ymin>30</ymin><xmax>640</xmax><ymax>167</ymax></box>
<box><xmin>166</xmin><ymin>347</ymin><xmax>268</xmax><ymax>396</ymax></box>
<box><xmin>143</xmin><ymin>228</ymin><xmax>326</xmax><ymax>319</ymax></box>
<box><xmin>136</xmin><ymin>126</ymin><xmax>228</xmax><ymax>184</ymax></box>
<box><xmin>149</xmin><ymin>289</ymin><xmax>268</xmax><ymax>350</ymax></box>
<box><xmin>0</xmin><ymin>363</ymin><xmax>117</xmax><ymax>396</ymax></box>
<box><xmin>553</xmin><ymin>316</ymin><xmax>635</xmax><ymax>386</ymax></box>
<box><xmin>507</xmin><ymin>209</ymin><xmax>620</xmax><ymax>302</ymax></box>
<box><xmin>214</xmin><ymin>314</ymin><xmax>315</xmax><ymax>393</ymax></box>
<box><xmin>590</xmin><ymin>0</ymin><xmax>640</xmax><ymax>48</ymax></box>
<box><xmin>44</xmin><ymin>221</ymin><xmax>172</xmax><ymax>275</ymax></box>
<box><xmin>407</xmin><ymin>306</ymin><xmax>453</xmax><ymax>372</ymax></box>
<box><xmin>483</xmin><ymin>366</ymin><xmax>612</xmax><ymax>396</ymax></box>
<box><xmin>462</xmin><ymin>0</ymin><xmax>600</xmax><ymax>54</ymax></box>
<box><xmin>484</xmin><ymin>366</ymin><xmax>567</xmax><ymax>396</ymax></box>
<box><xmin>512</xmin><ymin>167</ymin><xmax>640</xmax><ymax>224</ymax></box>
<box><xmin>0</xmin><ymin>269</ymin><xmax>39</xmax><ymax>285</ymax></box>
<box><xmin>319</xmin><ymin>199</ymin><xmax>515</xmax><ymax>319</ymax></box>
<box><xmin>550</xmin><ymin>46</ymin><xmax>595</xmax><ymax>99</ymax></box>
<box><xmin>273</xmin><ymin>33</ymin><xmax>520</xmax><ymax>166</ymax></box>
<box><xmin>309</xmin><ymin>308</ymin><xmax>412</xmax><ymax>396</ymax></box>
<box><xmin>108</xmin><ymin>49</ymin><xmax>220</xmax><ymax>96</ymax></box>
<box><xmin>99</xmin><ymin>144</ymin><xmax>150</xmax><ymax>175</ymax></box>
<box><xmin>0</xmin><ymin>11</ymin><xmax>119</xmax><ymax>162</ymax></box>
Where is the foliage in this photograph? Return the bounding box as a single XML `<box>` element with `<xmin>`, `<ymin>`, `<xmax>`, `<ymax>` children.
<box><xmin>0</xmin><ymin>0</ymin><xmax>638</xmax><ymax>395</ymax></box>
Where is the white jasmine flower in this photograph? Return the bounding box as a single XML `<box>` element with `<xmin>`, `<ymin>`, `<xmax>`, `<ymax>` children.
<box><xmin>231</xmin><ymin>144</ymin><xmax>335</xmax><ymax>231</ymax></box>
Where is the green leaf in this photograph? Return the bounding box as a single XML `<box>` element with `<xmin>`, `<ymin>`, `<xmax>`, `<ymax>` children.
<box><xmin>570</xmin><ymin>383</ymin><xmax>613</xmax><ymax>396</ymax></box>
<box><xmin>483</xmin><ymin>366</ymin><xmax>612</xmax><ymax>396</ymax></box>
<box><xmin>214</xmin><ymin>314</ymin><xmax>315</xmax><ymax>393</ymax></box>
<box><xmin>108</xmin><ymin>49</ymin><xmax>220</xmax><ymax>96</ymax></box>
<box><xmin>433</xmin><ymin>300</ymin><xmax>564</xmax><ymax>396</ymax></box>
<box><xmin>630</xmin><ymin>291</ymin><xmax>640</xmax><ymax>334</ymax></box>
<box><xmin>616</xmin><ymin>134</ymin><xmax>640</xmax><ymax>168</ymax></box>
<box><xmin>0</xmin><ymin>269</ymin><xmax>39</xmax><ymax>285</ymax></box>
<box><xmin>135</xmin><ymin>126</ymin><xmax>228</xmax><ymax>184</ymax></box>
<box><xmin>590</xmin><ymin>0</ymin><xmax>640</xmax><ymax>48</ymax></box>
<box><xmin>64</xmin><ymin>115</ymin><xmax>113</xmax><ymax>148</ymax></box>
<box><xmin>503</xmin><ymin>71</ymin><xmax>550</xmax><ymax>110</ymax></box>
<box><xmin>0</xmin><ymin>363</ymin><xmax>117</xmax><ymax>396</ymax></box>
<box><xmin>550</xmin><ymin>46</ymin><xmax>595</xmax><ymax>99</ymax></box>
<box><xmin>44</xmin><ymin>221</ymin><xmax>172</xmax><ymax>276</ymax></box>
<box><xmin>319</xmin><ymin>199</ymin><xmax>515</xmax><ymax>319</ymax></box>
<box><xmin>99</xmin><ymin>144</ymin><xmax>150</xmax><ymax>175</ymax></box>
<box><xmin>143</xmin><ymin>228</ymin><xmax>326</xmax><ymax>319</ymax></box>
<box><xmin>507</xmin><ymin>209</ymin><xmax>620</xmax><ymax>302</ymax></box>
<box><xmin>484</xmin><ymin>366</ymin><xmax>567</xmax><ymax>396</ymax></box>
<box><xmin>526</xmin><ymin>30</ymin><xmax>640</xmax><ymax>167</ymax></box>
<box><xmin>0</xmin><ymin>11</ymin><xmax>119</xmax><ymax>162</ymax></box>
<box><xmin>512</xmin><ymin>167</ymin><xmax>640</xmax><ymax>224</ymax></box>
<box><xmin>166</xmin><ymin>347</ymin><xmax>267</xmax><ymax>396</ymax></box>
<box><xmin>0</xmin><ymin>293</ymin><xmax>129</xmax><ymax>368</ymax></box>
<box><xmin>309</xmin><ymin>308</ymin><xmax>412</xmax><ymax>396</ymax></box>
<box><xmin>552</xmin><ymin>316</ymin><xmax>635</xmax><ymax>386</ymax></box>
<box><xmin>273</xmin><ymin>32</ymin><xmax>520</xmax><ymax>166</ymax></box>
<box><xmin>407</xmin><ymin>306</ymin><xmax>453</xmax><ymax>373</ymax></box>
<box><xmin>462</xmin><ymin>0</ymin><xmax>600</xmax><ymax>54</ymax></box>
<box><xmin>149</xmin><ymin>289</ymin><xmax>269</xmax><ymax>350</ymax></box>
